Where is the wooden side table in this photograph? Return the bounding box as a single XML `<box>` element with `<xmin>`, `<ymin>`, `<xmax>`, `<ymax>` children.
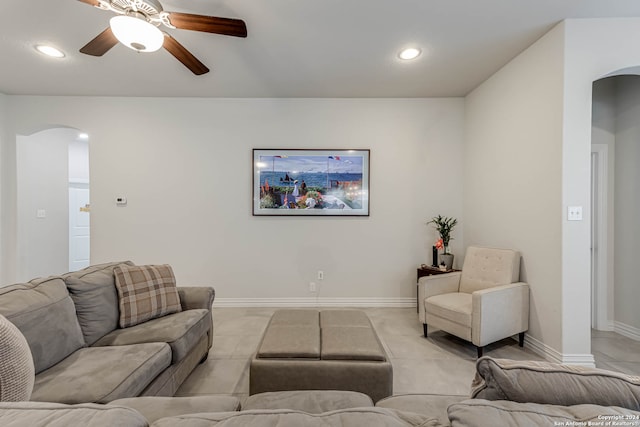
<box><xmin>415</xmin><ymin>266</ymin><xmax>460</xmax><ymax>312</ymax></box>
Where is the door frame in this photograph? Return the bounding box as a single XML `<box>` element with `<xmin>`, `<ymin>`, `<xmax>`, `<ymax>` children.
<box><xmin>591</xmin><ymin>144</ymin><xmax>612</xmax><ymax>331</ymax></box>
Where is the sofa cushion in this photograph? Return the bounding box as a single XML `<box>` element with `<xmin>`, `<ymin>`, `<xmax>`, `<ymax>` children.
<box><xmin>114</xmin><ymin>264</ymin><xmax>182</xmax><ymax>328</ymax></box>
<box><xmin>151</xmin><ymin>408</ymin><xmax>435</xmax><ymax>427</ymax></box>
<box><xmin>447</xmin><ymin>399</ymin><xmax>640</xmax><ymax>427</ymax></box>
<box><xmin>0</xmin><ymin>402</ymin><xmax>148</xmax><ymax>427</ymax></box>
<box><xmin>242</xmin><ymin>390</ymin><xmax>373</xmax><ymax>413</ymax></box>
<box><xmin>0</xmin><ymin>277</ymin><xmax>85</xmax><ymax>374</ymax></box>
<box><xmin>376</xmin><ymin>393</ymin><xmax>467</xmax><ymax>427</ymax></box>
<box><xmin>63</xmin><ymin>261</ymin><xmax>134</xmax><ymax>345</ymax></box>
<box><xmin>111</xmin><ymin>396</ymin><xmax>241</xmax><ymax>423</ymax></box>
<box><xmin>472</xmin><ymin>357</ymin><xmax>640</xmax><ymax>410</ymax></box>
<box><xmin>32</xmin><ymin>343</ymin><xmax>171</xmax><ymax>404</ymax></box>
<box><xmin>93</xmin><ymin>309</ymin><xmax>210</xmax><ymax>364</ymax></box>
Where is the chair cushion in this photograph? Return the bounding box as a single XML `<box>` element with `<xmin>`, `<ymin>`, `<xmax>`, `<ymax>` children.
<box><xmin>0</xmin><ymin>314</ymin><xmax>35</xmax><ymax>401</ymax></box>
<box><xmin>32</xmin><ymin>343</ymin><xmax>171</xmax><ymax>404</ymax></box>
<box><xmin>62</xmin><ymin>261</ymin><xmax>134</xmax><ymax>345</ymax></box>
<box><xmin>0</xmin><ymin>277</ymin><xmax>86</xmax><ymax>374</ymax></box>
<box><xmin>459</xmin><ymin>246</ymin><xmax>521</xmax><ymax>293</ymax></box>
<box><xmin>242</xmin><ymin>390</ymin><xmax>373</xmax><ymax>413</ymax></box>
<box><xmin>0</xmin><ymin>402</ymin><xmax>147</xmax><ymax>427</ymax></box>
<box><xmin>114</xmin><ymin>264</ymin><xmax>182</xmax><ymax>328</ymax></box>
<box><xmin>447</xmin><ymin>399</ymin><xmax>640</xmax><ymax>427</ymax></box>
<box><xmin>471</xmin><ymin>357</ymin><xmax>640</xmax><ymax>410</ymax></box>
<box><xmin>424</xmin><ymin>292</ymin><xmax>472</xmax><ymax>326</ymax></box>
<box><xmin>93</xmin><ymin>309</ymin><xmax>210</xmax><ymax>364</ymax></box>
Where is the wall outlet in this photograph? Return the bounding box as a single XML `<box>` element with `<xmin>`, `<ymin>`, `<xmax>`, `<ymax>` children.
<box><xmin>317</xmin><ymin>270</ymin><xmax>324</xmax><ymax>280</ymax></box>
<box><xmin>309</xmin><ymin>282</ymin><xmax>317</xmax><ymax>292</ymax></box>
<box><xmin>568</xmin><ymin>206</ymin><xmax>583</xmax><ymax>221</ymax></box>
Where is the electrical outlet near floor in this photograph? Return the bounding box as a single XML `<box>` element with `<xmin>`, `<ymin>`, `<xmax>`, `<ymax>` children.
<box><xmin>309</xmin><ymin>282</ymin><xmax>317</xmax><ymax>292</ymax></box>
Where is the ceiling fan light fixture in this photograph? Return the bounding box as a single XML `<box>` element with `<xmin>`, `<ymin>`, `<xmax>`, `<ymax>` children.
<box><xmin>109</xmin><ymin>15</ymin><xmax>164</xmax><ymax>53</ymax></box>
<box><xmin>398</xmin><ymin>47</ymin><xmax>421</xmax><ymax>61</ymax></box>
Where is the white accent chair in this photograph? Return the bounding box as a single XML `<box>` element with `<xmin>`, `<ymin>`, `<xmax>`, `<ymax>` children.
<box><xmin>418</xmin><ymin>246</ymin><xmax>529</xmax><ymax>357</ymax></box>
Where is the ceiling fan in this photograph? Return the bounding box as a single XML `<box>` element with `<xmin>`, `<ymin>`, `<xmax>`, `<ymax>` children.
<box><xmin>77</xmin><ymin>0</ymin><xmax>247</xmax><ymax>75</ymax></box>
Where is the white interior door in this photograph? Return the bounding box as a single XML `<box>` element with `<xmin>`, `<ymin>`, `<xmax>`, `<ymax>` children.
<box><xmin>69</xmin><ymin>183</ymin><xmax>90</xmax><ymax>271</ymax></box>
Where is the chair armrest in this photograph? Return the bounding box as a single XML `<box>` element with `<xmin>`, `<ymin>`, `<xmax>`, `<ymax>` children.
<box><xmin>471</xmin><ymin>282</ymin><xmax>529</xmax><ymax>347</ymax></box>
<box><xmin>178</xmin><ymin>286</ymin><xmax>215</xmax><ymax>311</ymax></box>
<box><xmin>418</xmin><ymin>272</ymin><xmax>461</xmax><ymax>322</ymax></box>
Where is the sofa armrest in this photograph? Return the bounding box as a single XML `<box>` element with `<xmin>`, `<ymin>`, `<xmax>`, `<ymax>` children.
<box><xmin>178</xmin><ymin>287</ymin><xmax>215</xmax><ymax>311</ymax></box>
<box><xmin>471</xmin><ymin>357</ymin><xmax>640</xmax><ymax>410</ymax></box>
<box><xmin>471</xmin><ymin>282</ymin><xmax>529</xmax><ymax>347</ymax></box>
<box><xmin>178</xmin><ymin>286</ymin><xmax>215</xmax><ymax>350</ymax></box>
<box><xmin>418</xmin><ymin>272</ymin><xmax>461</xmax><ymax>322</ymax></box>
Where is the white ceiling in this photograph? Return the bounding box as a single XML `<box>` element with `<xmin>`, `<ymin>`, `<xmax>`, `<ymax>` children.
<box><xmin>2</xmin><ymin>0</ymin><xmax>640</xmax><ymax>98</ymax></box>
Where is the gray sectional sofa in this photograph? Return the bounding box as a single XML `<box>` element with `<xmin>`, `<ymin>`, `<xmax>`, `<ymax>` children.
<box><xmin>0</xmin><ymin>261</ymin><xmax>215</xmax><ymax>404</ymax></box>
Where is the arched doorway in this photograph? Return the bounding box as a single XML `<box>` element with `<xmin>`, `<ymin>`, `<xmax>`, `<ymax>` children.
<box><xmin>16</xmin><ymin>127</ymin><xmax>90</xmax><ymax>281</ymax></box>
<box><xmin>591</xmin><ymin>73</ymin><xmax>640</xmax><ymax>372</ymax></box>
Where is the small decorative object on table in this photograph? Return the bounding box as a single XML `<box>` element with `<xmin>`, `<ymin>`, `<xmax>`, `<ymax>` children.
<box><xmin>427</xmin><ymin>214</ymin><xmax>458</xmax><ymax>270</ymax></box>
<box><xmin>438</xmin><ymin>261</ymin><xmax>447</xmax><ymax>271</ymax></box>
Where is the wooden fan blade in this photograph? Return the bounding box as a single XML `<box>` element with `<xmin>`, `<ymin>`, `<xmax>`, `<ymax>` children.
<box><xmin>167</xmin><ymin>12</ymin><xmax>247</xmax><ymax>38</ymax></box>
<box><xmin>163</xmin><ymin>34</ymin><xmax>210</xmax><ymax>75</ymax></box>
<box><xmin>77</xmin><ymin>0</ymin><xmax>101</xmax><ymax>6</ymax></box>
<box><xmin>80</xmin><ymin>27</ymin><xmax>118</xmax><ymax>56</ymax></box>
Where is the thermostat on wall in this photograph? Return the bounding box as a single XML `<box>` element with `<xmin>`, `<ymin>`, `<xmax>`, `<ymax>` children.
<box><xmin>116</xmin><ymin>196</ymin><xmax>127</xmax><ymax>206</ymax></box>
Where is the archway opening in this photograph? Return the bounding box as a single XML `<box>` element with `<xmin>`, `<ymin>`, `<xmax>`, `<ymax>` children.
<box><xmin>16</xmin><ymin>127</ymin><xmax>90</xmax><ymax>281</ymax></box>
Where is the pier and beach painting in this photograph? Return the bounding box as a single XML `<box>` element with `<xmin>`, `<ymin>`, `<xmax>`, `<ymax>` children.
<box><xmin>252</xmin><ymin>149</ymin><xmax>370</xmax><ymax>216</ymax></box>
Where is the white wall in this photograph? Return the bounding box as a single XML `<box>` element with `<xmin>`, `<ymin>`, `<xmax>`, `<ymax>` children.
<box><xmin>612</xmin><ymin>76</ymin><xmax>640</xmax><ymax>333</ymax></box>
<box><xmin>2</xmin><ymin>97</ymin><xmax>465</xmax><ymax>303</ymax></box>
<box><xmin>561</xmin><ymin>18</ymin><xmax>640</xmax><ymax>361</ymax></box>
<box><xmin>69</xmin><ymin>139</ymin><xmax>89</xmax><ymax>183</ymax></box>
<box><xmin>464</xmin><ymin>24</ymin><xmax>566</xmax><ymax>354</ymax></box>
<box><xmin>0</xmin><ymin>94</ymin><xmax>8</xmax><ymax>283</ymax></box>
<box><xmin>16</xmin><ymin>128</ymin><xmax>72</xmax><ymax>280</ymax></box>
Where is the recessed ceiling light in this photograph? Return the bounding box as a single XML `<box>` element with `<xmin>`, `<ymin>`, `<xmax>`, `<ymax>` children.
<box><xmin>35</xmin><ymin>45</ymin><xmax>65</xmax><ymax>58</ymax></box>
<box><xmin>78</xmin><ymin>133</ymin><xmax>89</xmax><ymax>140</ymax></box>
<box><xmin>398</xmin><ymin>47</ymin><xmax>421</xmax><ymax>61</ymax></box>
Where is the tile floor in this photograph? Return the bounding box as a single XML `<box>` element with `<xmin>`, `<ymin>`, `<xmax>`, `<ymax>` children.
<box><xmin>176</xmin><ymin>307</ymin><xmax>640</xmax><ymax>401</ymax></box>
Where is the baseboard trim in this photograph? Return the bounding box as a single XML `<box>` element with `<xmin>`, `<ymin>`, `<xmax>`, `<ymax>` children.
<box><xmin>214</xmin><ymin>297</ymin><xmax>416</xmax><ymax>308</ymax></box>
<box><xmin>614</xmin><ymin>321</ymin><xmax>640</xmax><ymax>342</ymax></box>
<box><xmin>519</xmin><ymin>334</ymin><xmax>595</xmax><ymax>367</ymax></box>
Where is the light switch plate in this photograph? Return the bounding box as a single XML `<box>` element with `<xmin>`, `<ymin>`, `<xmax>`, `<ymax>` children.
<box><xmin>568</xmin><ymin>206</ymin><xmax>583</xmax><ymax>221</ymax></box>
<box><xmin>36</xmin><ymin>209</ymin><xmax>46</xmax><ymax>218</ymax></box>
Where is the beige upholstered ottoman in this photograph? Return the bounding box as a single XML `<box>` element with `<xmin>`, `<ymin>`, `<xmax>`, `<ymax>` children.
<box><xmin>249</xmin><ymin>309</ymin><xmax>393</xmax><ymax>402</ymax></box>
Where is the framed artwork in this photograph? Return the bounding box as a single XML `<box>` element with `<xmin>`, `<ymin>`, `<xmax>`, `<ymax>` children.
<box><xmin>252</xmin><ymin>149</ymin><xmax>370</xmax><ymax>216</ymax></box>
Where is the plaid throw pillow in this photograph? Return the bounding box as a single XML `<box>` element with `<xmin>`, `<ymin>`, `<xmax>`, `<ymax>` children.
<box><xmin>113</xmin><ymin>264</ymin><xmax>182</xmax><ymax>328</ymax></box>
